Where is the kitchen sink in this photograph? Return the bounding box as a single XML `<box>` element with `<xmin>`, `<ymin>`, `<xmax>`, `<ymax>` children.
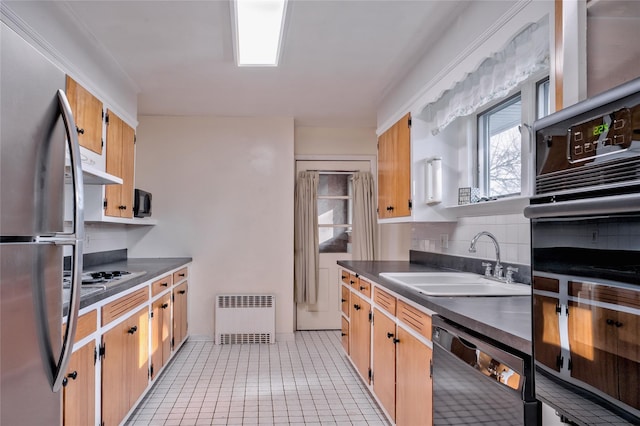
<box><xmin>379</xmin><ymin>272</ymin><xmax>531</xmax><ymax>296</ymax></box>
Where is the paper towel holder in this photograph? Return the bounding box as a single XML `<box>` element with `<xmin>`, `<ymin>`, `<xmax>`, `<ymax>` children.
<box><xmin>424</xmin><ymin>157</ymin><xmax>442</xmax><ymax>205</ymax></box>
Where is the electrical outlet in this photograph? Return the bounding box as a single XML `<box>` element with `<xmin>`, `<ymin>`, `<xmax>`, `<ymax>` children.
<box><xmin>440</xmin><ymin>234</ymin><xmax>449</xmax><ymax>249</ymax></box>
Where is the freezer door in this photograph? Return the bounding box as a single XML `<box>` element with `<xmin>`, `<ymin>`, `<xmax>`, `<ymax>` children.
<box><xmin>1</xmin><ymin>243</ymin><xmax>62</xmax><ymax>426</ymax></box>
<box><xmin>0</xmin><ymin>22</ymin><xmax>66</xmax><ymax>237</ymax></box>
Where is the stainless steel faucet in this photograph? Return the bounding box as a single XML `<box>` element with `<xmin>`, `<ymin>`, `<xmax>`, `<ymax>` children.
<box><xmin>469</xmin><ymin>231</ymin><xmax>503</xmax><ymax>279</ymax></box>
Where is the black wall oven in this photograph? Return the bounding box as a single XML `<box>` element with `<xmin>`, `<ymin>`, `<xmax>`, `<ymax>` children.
<box><xmin>525</xmin><ymin>77</ymin><xmax>640</xmax><ymax>425</ymax></box>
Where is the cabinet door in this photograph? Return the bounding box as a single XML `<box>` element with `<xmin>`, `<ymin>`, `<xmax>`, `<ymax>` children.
<box><xmin>377</xmin><ymin>113</ymin><xmax>412</xmax><ymax>219</ymax></box>
<box><xmin>66</xmin><ymin>76</ymin><xmax>103</xmax><ymax>154</ymax></box>
<box><xmin>372</xmin><ymin>308</ymin><xmax>396</xmax><ymax>421</ymax></box>
<box><xmin>568</xmin><ymin>301</ymin><xmax>618</xmax><ymax>399</ymax></box>
<box><xmin>533</xmin><ymin>294</ymin><xmax>562</xmax><ymax>371</ymax></box>
<box><xmin>151</xmin><ymin>295</ymin><xmax>171</xmax><ymax>379</ymax></box>
<box><xmin>377</xmin><ymin>126</ymin><xmax>394</xmax><ymax>219</ymax></box>
<box><xmin>616</xmin><ymin>309</ymin><xmax>640</xmax><ymax>410</ymax></box>
<box><xmin>350</xmin><ymin>293</ymin><xmax>371</xmax><ymax>384</ymax></box>
<box><xmin>102</xmin><ymin>320</ymin><xmax>129</xmax><ymax>426</ymax></box>
<box><xmin>341</xmin><ymin>285</ymin><xmax>350</xmax><ymax>317</ymax></box>
<box><xmin>173</xmin><ymin>282</ymin><xmax>188</xmax><ymax>349</ymax></box>
<box><xmin>105</xmin><ymin>110</ymin><xmax>135</xmax><ymax>218</ymax></box>
<box><xmin>63</xmin><ymin>341</ymin><xmax>95</xmax><ymax>426</ymax></box>
<box><xmin>127</xmin><ymin>307</ymin><xmax>150</xmax><ymax>407</ymax></box>
<box><xmin>391</xmin><ymin>113</ymin><xmax>412</xmax><ymax>218</ymax></box>
<box><xmin>396</xmin><ymin>326</ymin><xmax>433</xmax><ymax>426</ymax></box>
<box><xmin>102</xmin><ymin>308</ymin><xmax>149</xmax><ymax>426</ymax></box>
<box><xmin>341</xmin><ymin>316</ymin><xmax>349</xmax><ymax>354</ymax></box>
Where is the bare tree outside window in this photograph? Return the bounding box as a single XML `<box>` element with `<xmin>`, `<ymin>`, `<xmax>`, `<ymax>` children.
<box><xmin>488</xmin><ymin>126</ymin><xmax>521</xmax><ymax>196</ymax></box>
<box><xmin>478</xmin><ymin>95</ymin><xmax>522</xmax><ymax>198</ymax></box>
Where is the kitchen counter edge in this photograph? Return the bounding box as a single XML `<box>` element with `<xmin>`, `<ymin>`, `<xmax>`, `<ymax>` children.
<box><xmin>68</xmin><ymin>257</ymin><xmax>192</xmax><ymax>313</ymax></box>
<box><xmin>337</xmin><ymin>260</ymin><xmax>532</xmax><ymax>355</ymax></box>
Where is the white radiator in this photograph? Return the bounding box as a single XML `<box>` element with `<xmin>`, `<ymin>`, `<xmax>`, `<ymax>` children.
<box><xmin>215</xmin><ymin>294</ymin><xmax>275</xmax><ymax>344</ymax></box>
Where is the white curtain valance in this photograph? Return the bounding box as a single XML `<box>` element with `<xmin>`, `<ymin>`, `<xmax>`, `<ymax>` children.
<box><xmin>424</xmin><ymin>18</ymin><xmax>549</xmax><ymax>135</ymax></box>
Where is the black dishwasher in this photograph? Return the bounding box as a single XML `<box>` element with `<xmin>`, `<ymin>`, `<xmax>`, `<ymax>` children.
<box><xmin>432</xmin><ymin>316</ymin><xmax>539</xmax><ymax>425</ymax></box>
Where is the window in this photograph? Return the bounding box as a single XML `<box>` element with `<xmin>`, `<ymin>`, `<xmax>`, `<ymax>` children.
<box><xmin>477</xmin><ymin>95</ymin><xmax>522</xmax><ymax>199</ymax></box>
<box><xmin>317</xmin><ymin>173</ymin><xmax>352</xmax><ymax>253</ymax></box>
<box><xmin>537</xmin><ymin>78</ymin><xmax>551</xmax><ymax>119</ymax></box>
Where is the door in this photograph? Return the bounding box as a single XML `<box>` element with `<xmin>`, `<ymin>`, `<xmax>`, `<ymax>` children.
<box><xmin>63</xmin><ymin>341</ymin><xmax>96</xmax><ymax>426</ymax></box>
<box><xmin>295</xmin><ymin>159</ymin><xmax>372</xmax><ymax>330</ymax></box>
<box><xmin>373</xmin><ymin>308</ymin><xmax>397</xmax><ymax>421</ymax></box>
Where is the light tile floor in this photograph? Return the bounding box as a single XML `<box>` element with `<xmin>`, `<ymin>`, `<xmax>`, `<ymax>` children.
<box><xmin>126</xmin><ymin>331</ymin><xmax>389</xmax><ymax>426</ymax></box>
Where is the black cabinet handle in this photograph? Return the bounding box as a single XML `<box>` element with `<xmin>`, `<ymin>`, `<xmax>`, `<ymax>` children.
<box><xmin>387</xmin><ymin>332</ymin><xmax>394</xmax><ymax>339</ymax></box>
<box><xmin>350</xmin><ymin>280</ymin><xmax>355</xmax><ymax>285</ymax></box>
<box><xmin>393</xmin><ymin>338</ymin><xmax>400</xmax><ymax>344</ymax></box>
<box><xmin>615</xmin><ymin>321</ymin><xmax>623</xmax><ymax>328</ymax></box>
<box><xmin>161</xmin><ymin>303</ymin><xmax>169</xmax><ymax>309</ymax></box>
<box><xmin>178</xmin><ymin>290</ymin><xmax>186</xmax><ymax>294</ymax></box>
<box><xmin>341</xmin><ymin>333</ymin><xmax>347</xmax><ymax>337</ymax></box>
<box><xmin>76</xmin><ymin>126</ymin><xmax>85</xmax><ymax>135</ymax></box>
<box><xmin>67</xmin><ymin>371</ymin><xmax>78</xmax><ymax>380</ymax></box>
<box><xmin>606</xmin><ymin>319</ymin><xmax>615</xmax><ymax>326</ymax></box>
<box><xmin>353</xmin><ymin>304</ymin><xmax>361</xmax><ymax>311</ymax></box>
<box><xmin>128</xmin><ymin>326</ymin><xmax>138</xmax><ymax>334</ymax></box>
<box><xmin>179</xmin><ymin>273</ymin><xmax>186</xmax><ymax>277</ymax></box>
<box><xmin>341</xmin><ymin>298</ymin><xmax>346</xmax><ymax>303</ymax></box>
<box><xmin>359</xmin><ymin>286</ymin><xmax>366</xmax><ymax>291</ymax></box>
<box><xmin>160</xmin><ymin>282</ymin><xmax>168</xmax><ymax>287</ymax></box>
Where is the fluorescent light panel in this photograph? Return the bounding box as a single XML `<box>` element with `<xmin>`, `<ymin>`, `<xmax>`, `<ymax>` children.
<box><xmin>234</xmin><ymin>0</ymin><xmax>287</xmax><ymax>66</ymax></box>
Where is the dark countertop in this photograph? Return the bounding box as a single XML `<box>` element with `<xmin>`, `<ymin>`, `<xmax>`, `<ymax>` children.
<box><xmin>66</xmin><ymin>257</ymin><xmax>192</xmax><ymax>313</ymax></box>
<box><xmin>337</xmin><ymin>260</ymin><xmax>532</xmax><ymax>355</ymax></box>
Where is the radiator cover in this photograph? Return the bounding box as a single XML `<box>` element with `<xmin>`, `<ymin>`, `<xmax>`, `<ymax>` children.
<box><xmin>215</xmin><ymin>294</ymin><xmax>275</xmax><ymax>344</ymax></box>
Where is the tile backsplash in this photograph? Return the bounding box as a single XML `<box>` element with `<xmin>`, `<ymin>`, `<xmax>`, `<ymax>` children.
<box><xmin>411</xmin><ymin>214</ymin><xmax>531</xmax><ymax>265</ymax></box>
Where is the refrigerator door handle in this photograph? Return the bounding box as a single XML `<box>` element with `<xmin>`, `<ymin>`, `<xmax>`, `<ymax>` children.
<box><xmin>48</xmin><ymin>89</ymin><xmax>85</xmax><ymax>392</ymax></box>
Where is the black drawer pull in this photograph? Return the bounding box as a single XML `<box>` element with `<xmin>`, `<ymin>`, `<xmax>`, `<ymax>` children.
<box><xmin>341</xmin><ymin>298</ymin><xmax>346</xmax><ymax>303</ymax></box>
<box><xmin>178</xmin><ymin>273</ymin><xmax>186</xmax><ymax>277</ymax></box>
<box><xmin>76</xmin><ymin>127</ymin><xmax>85</xmax><ymax>135</ymax></box>
<box><xmin>387</xmin><ymin>332</ymin><xmax>394</xmax><ymax>339</ymax></box>
<box><xmin>161</xmin><ymin>303</ymin><xmax>169</xmax><ymax>309</ymax></box>
<box><xmin>341</xmin><ymin>333</ymin><xmax>347</xmax><ymax>337</ymax></box>
<box><xmin>160</xmin><ymin>282</ymin><xmax>168</xmax><ymax>287</ymax></box>
<box><xmin>128</xmin><ymin>326</ymin><xmax>138</xmax><ymax>334</ymax></box>
<box><xmin>393</xmin><ymin>338</ymin><xmax>400</xmax><ymax>344</ymax></box>
<box><xmin>359</xmin><ymin>286</ymin><xmax>366</xmax><ymax>291</ymax></box>
<box><xmin>178</xmin><ymin>290</ymin><xmax>186</xmax><ymax>294</ymax></box>
<box><xmin>353</xmin><ymin>304</ymin><xmax>361</xmax><ymax>311</ymax></box>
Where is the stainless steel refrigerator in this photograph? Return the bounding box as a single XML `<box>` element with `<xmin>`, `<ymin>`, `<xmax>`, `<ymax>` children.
<box><xmin>1</xmin><ymin>22</ymin><xmax>84</xmax><ymax>425</ymax></box>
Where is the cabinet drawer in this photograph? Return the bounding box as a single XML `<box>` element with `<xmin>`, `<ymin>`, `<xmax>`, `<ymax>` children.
<box><xmin>102</xmin><ymin>288</ymin><xmax>149</xmax><ymax>326</ymax></box>
<box><xmin>348</xmin><ymin>274</ymin><xmax>358</xmax><ymax>288</ymax></box>
<box><xmin>173</xmin><ymin>267</ymin><xmax>188</xmax><ymax>283</ymax></box>
<box><xmin>374</xmin><ymin>287</ymin><xmax>397</xmax><ymax>316</ymax></box>
<box><xmin>397</xmin><ymin>300</ymin><xmax>431</xmax><ymax>340</ymax></box>
<box><xmin>151</xmin><ymin>274</ymin><xmax>173</xmax><ymax>296</ymax></box>
<box><xmin>356</xmin><ymin>278</ymin><xmax>371</xmax><ymax>298</ymax></box>
<box><xmin>341</xmin><ymin>270</ymin><xmax>350</xmax><ymax>285</ymax></box>
<box><xmin>341</xmin><ymin>285</ymin><xmax>350</xmax><ymax>317</ymax></box>
<box><xmin>64</xmin><ymin>310</ymin><xmax>98</xmax><ymax>343</ymax></box>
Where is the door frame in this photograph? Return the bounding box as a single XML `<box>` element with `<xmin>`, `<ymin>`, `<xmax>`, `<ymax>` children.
<box><xmin>293</xmin><ymin>155</ymin><xmax>376</xmax><ymax>331</ymax></box>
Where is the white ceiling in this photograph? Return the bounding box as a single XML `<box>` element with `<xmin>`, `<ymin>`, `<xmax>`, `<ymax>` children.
<box><xmin>62</xmin><ymin>0</ymin><xmax>469</xmax><ymax>128</ymax></box>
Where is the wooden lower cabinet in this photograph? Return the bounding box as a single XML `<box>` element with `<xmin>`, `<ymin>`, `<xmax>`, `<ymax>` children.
<box><xmin>102</xmin><ymin>307</ymin><xmax>149</xmax><ymax>426</ymax></box>
<box><xmin>372</xmin><ymin>308</ymin><xmax>396</xmax><ymax>421</ymax></box>
<box><xmin>396</xmin><ymin>325</ymin><xmax>433</xmax><ymax>426</ymax></box>
<box><xmin>350</xmin><ymin>293</ymin><xmax>371</xmax><ymax>384</ymax></box>
<box><xmin>63</xmin><ymin>341</ymin><xmax>96</xmax><ymax>426</ymax></box>
<box><xmin>151</xmin><ymin>293</ymin><xmax>172</xmax><ymax>379</ymax></box>
<box><xmin>173</xmin><ymin>281</ymin><xmax>188</xmax><ymax>349</ymax></box>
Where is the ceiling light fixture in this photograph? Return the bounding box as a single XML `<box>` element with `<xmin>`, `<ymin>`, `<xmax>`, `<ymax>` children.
<box><xmin>233</xmin><ymin>0</ymin><xmax>287</xmax><ymax>66</ymax></box>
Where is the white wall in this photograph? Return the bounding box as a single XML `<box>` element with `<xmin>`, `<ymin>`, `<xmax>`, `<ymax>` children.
<box><xmin>294</xmin><ymin>126</ymin><xmax>412</xmax><ymax>260</ymax></box>
<box><xmin>128</xmin><ymin>116</ymin><xmax>295</xmax><ymax>340</ymax></box>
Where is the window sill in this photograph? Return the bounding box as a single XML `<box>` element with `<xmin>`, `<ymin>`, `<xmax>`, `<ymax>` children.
<box><xmin>446</xmin><ymin>195</ymin><xmax>530</xmax><ymax>217</ymax></box>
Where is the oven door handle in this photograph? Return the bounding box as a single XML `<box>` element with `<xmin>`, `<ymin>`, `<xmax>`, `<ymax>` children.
<box><xmin>524</xmin><ymin>193</ymin><xmax>640</xmax><ymax>219</ymax></box>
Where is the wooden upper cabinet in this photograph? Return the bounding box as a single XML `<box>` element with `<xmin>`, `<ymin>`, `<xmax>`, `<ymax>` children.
<box><xmin>66</xmin><ymin>76</ymin><xmax>103</xmax><ymax>154</ymax></box>
<box><xmin>378</xmin><ymin>113</ymin><xmax>412</xmax><ymax>219</ymax></box>
<box><xmin>105</xmin><ymin>110</ymin><xmax>135</xmax><ymax>218</ymax></box>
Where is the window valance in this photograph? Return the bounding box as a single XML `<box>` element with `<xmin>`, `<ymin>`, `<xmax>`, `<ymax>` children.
<box><xmin>423</xmin><ymin>18</ymin><xmax>549</xmax><ymax>135</ymax></box>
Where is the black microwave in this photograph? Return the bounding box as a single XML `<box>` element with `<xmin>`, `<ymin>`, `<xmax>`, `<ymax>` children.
<box><xmin>133</xmin><ymin>189</ymin><xmax>152</xmax><ymax>218</ymax></box>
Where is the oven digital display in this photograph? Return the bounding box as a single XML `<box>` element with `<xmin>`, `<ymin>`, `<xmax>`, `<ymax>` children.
<box><xmin>567</xmin><ymin>108</ymin><xmax>632</xmax><ymax>162</ymax></box>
